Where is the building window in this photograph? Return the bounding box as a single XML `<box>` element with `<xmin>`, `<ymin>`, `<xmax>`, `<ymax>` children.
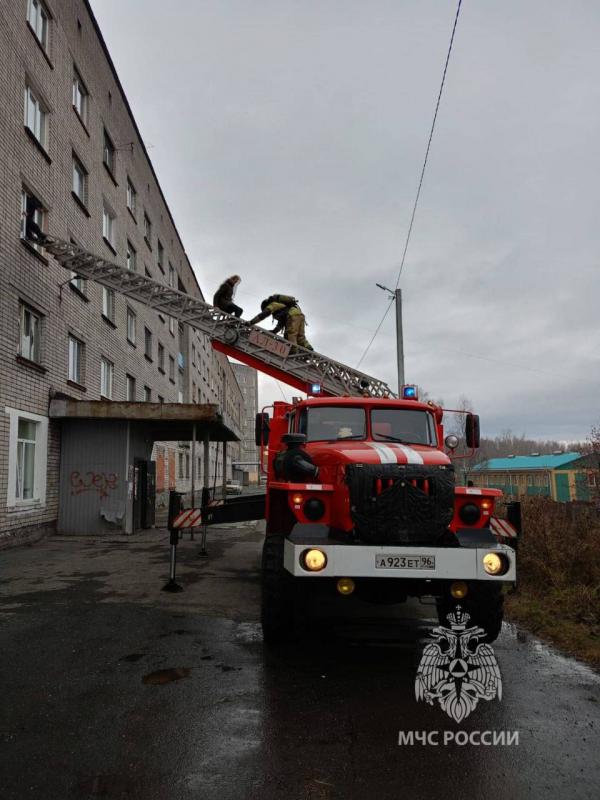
<box><xmin>6</xmin><ymin>408</ymin><xmax>48</xmax><ymax>507</ymax></box>
<box><xmin>144</xmin><ymin>327</ymin><xmax>153</xmax><ymax>360</ymax></box>
<box><xmin>102</xmin><ymin>203</ymin><xmax>115</xmax><ymax>247</ymax></box>
<box><xmin>24</xmin><ymin>85</ymin><xmax>48</xmax><ymax>148</ymax></box>
<box><xmin>168</xmin><ymin>263</ymin><xmax>175</xmax><ymax>288</ymax></box>
<box><xmin>101</xmin><ymin>357</ymin><xmax>113</xmax><ymax>399</ymax></box>
<box><xmin>191</xmin><ymin>344</ymin><xmax>196</xmax><ymax>366</ymax></box>
<box><xmin>169</xmin><ymin>355</ymin><xmax>175</xmax><ymax>382</ymax></box>
<box><xmin>158</xmin><ymin>395</ymin><xmax>164</xmax><ymax>404</ymax></box>
<box><xmin>102</xmin><ymin>287</ymin><xmax>115</xmax><ymax>322</ymax></box>
<box><xmin>72</xmin><ymin>68</ymin><xmax>88</xmax><ymax>124</ymax></box>
<box><xmin>157</xmin><ymin>240</ymin><xmax>164</xmax><ymax>272</ymax></box>
<box><xmin>70</xmin><ymin>272</ymin><xmax>85</xmax><ymax>294</ymax></box>
<box><xmin>126</xmin><ymin>374</ymin><xmax>136</xmax><ymax>401</ymax></box>
<box><xmin>143</xmin><ymin>385</ymin><xmax>151</xmax><ymax>402</ymax></box>
<box><xmin>21</xmin><ymin>188</ymin><xmax>46</xmax><ymax>250</ymax></box>
<box><xmin>68</xmin><ymin>335</ymin><xmax>83</xmax><ymax>383</ymax></box>
<box><xmin>126</xmin><ymin>240</ymin><xmax>136</xmax><ymax>271</ymax></box>
<box><xmin>169</xmin><ymin>317</ymin><xmax>175</xmax><ymax>336</ymax></box>
<box><xmin>178</xmin><ymin>452</ymin><xmax>184</xmax><ymax>479</ymax></box>
<box><xmin>103</xmin><ymin>129</ymin><xmax>115</xmax><ymax>175</ymax></box>
<box><xmin>143</xmin><ymin>213</ymin><xmax>152</xmax><ymax>247</ymax></box>
<box><xmin>27</xmin><ymin>0</ymin><xmax>50</xmax><ymax>52</ymax></box>
<box><xmin>72</xmin><ymin>154</ymin><xmax>88</xmax><ymax>205</ymax></box>
<box><xmin>158</xmin><ymin>342</ymin><xmax>165</xmax><ymax>371</ymax></box>
<box><xmin>185</xmin><ymin>453</ymin><xmax>190</xmax><ymax>479</ymax></box>
<box><xmin>19</xmin><ymin>303</ymin><xmax>41</xmax><ymax>363</ymax></box>
<box><xmin>126</xmin><ymin>307</ymin><xmax>136</xmax><ymax>344</ymax></box>
<box><xmin>126</xmin><ymin>177</ymin><xmax>137</xmax><ymax>217</ymax></box>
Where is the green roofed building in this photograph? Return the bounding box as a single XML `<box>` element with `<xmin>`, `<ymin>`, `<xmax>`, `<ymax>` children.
<box><xmin>472</xmin><ymin>452</ymin><xmax>599</xmax><ymax>503</ymax></box>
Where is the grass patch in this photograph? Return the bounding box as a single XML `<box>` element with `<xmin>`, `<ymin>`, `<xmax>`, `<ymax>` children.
<box><xmin>503</xmin><ymin>497</ymin><xmax>600</xmax><ymax>668</ymax></box>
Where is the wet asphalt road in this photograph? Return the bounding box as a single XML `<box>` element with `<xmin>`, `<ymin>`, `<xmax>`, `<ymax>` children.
<box><xmin>1</xmin><ymin>524</ymin><xmax>599</xmax><ymax>800</ymax></box>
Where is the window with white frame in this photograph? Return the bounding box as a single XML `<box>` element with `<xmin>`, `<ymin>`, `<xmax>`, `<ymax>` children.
<box><xmin>126</xmin><ymin>374</ymin><xmax>136</xmax><ymax>401</ymax></box>
<box><xmin>70</xmin><ymin>272</ymin><xmax>85</xmax><ymax>293</ymax></box>
<box><xmin>19</xmin><ymin>302</ymin><xmax>42</xmax><ymax>363</ymax></box>
<box><xmin>126</xmin><ymin>307</ymin><xmax>136</xmax><ymax>344</ymax></box>
<box><xmin>126</xmin><ymin>178</ymin><xmax>137</xmax><ymax>216</ymax></box>
<box><xmin>101</xmin><ymin>287</ymin><xmax>115</xmax><ymax>321</ymax></box>
<box><xmin>27</xmin><ymin>0</ymin><xmax>50</xmax><ymax>52</ymax></box>
<box><xmin>102</xmin><ymin>203</ymin><xmax>115</xmax><ymax>247</ymax></box>
<box><xmin>21</xmin><ymin>188</ymin><xmax>46</xmax><ymax>248</ymax></box>
<box><xmin>126</xmin><ymin>240</ymin><xmax>136</xmax><ymax>271</ymax></box>
<box><xmin>6</xmin><ymin>408</ymin><xmax>48</xmax><ymax>507</ymax></box>
<box><xmin>72</xmin><ymin>153</ymin><xmax>87</xmax><ymax>204</ymax></box>
<box><xmin>68</xmin><ymin>335</ymin><xmax>83</xmax><ymax>383</ymax></box>
<box><xmin>24</xmin><ymin>84</ymin><xmax>48</xmax><ymax>147</ymax></box>
<box><xmin>72</xmin><ymin>68</ymin><xmax>88</xmax><ymax>123</ymax></box>
<box><xmin>103</xmin><ymin>129</ymin><xmax>115</xmax><ymax>174</ymax></box>
<box><xmin>101</xmin><ymin>357</ymin><xmax>113</xmax><ymax>399</ymax></box>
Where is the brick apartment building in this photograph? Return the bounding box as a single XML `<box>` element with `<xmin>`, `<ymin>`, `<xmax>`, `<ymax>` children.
<box><xmin>231</xmin><ymin>364</ymin><xmax>260</xmax><ymax>485</ymax></box>
<box><xmin>0</xmin><ymin>0</ymin><xmax>245</xmax><ymax>547</ymax></box>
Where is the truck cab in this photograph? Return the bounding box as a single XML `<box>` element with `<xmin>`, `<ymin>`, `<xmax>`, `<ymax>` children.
<box><xmin>258</xmin><ymin>394</ymin><xmax>516</xmax><ymax>644</ymax></box>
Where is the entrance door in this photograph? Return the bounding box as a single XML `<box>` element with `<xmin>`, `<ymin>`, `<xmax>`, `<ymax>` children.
<box><xmin>555</xmin><ymin>473</ymin><xmax>571</xmax><ymax>502</ymax></box>
<box><xmin>133</xmin><ymin>460</ymin><xmax>156</xmax><ymax>530</ymax></box>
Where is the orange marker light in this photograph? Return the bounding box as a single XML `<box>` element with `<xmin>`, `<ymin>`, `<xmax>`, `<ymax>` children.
<box><xmin>481</xmin><ymin>499</ymin><xmax>493</xmax><ymax>510</ymax></box>
<box><xmin>292</xmin><ymin>493</ymin><xmax>303</xmax><ymax>505</ymax></box>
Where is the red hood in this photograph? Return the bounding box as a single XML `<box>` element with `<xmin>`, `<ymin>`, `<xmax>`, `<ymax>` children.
<box><xmin>306</xmin><ymin>440</ymin><xmax>451</xmax><ymax>467</ymax></box>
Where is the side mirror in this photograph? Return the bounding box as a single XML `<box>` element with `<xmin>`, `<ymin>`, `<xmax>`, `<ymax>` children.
<box><xmin>255</xmin><ymin>412</ymin><xmax>270</xmax><ymax>446</ymax></box>
<box><xmin>465</xmin><ymin>413</ymin><xmax>480</xmax><ymax>449</ymax></box>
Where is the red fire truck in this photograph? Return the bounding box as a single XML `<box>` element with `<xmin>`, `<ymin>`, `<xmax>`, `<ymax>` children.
<box><xmin>255</xmin><ymin>390</ymin><xmax>516</xmax><ymax>644</ymax></box>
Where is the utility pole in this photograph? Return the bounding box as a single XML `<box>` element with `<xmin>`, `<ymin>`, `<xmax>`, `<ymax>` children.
<box><xmin>376</xmin><ymin>283</ymin><xmax>405</xmax><ymax>393</ymax></box>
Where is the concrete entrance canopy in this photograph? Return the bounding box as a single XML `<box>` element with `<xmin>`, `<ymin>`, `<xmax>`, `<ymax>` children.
<box><xmin>49</xmin><ymin>399</ymin><xmax>240</xmax><ymax>443</ymax></box>
<box><xmin>50</xmin><ymin>399</ymin><xmax>240</xmax><ymax>535</ymax></box>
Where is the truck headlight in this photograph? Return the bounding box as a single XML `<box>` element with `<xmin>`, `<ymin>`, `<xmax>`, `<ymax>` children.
<box><xmin>482</xmin><ymin>552</ymin><xmax>508</xmax><ymax>576</ymax></box>
<box><xmin>302</xmin><ymin>548</ymin><xmax>327</xmax><ymax>572</ymax></box>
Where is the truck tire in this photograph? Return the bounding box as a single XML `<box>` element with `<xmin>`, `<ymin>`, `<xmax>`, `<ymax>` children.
<box><xmin>261</xmin><ymin>534</ymin><xmax>298</xmax><ymax>644</ymax></box>
<box><xmin>436</xmin><ymin>586</ymin><xmax>504</xmax><ymax>643</ymax></box>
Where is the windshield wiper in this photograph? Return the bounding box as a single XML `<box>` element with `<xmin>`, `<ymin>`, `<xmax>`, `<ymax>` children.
<box><xmin>373</xmin><ymin>434</ymin><xmax>412</xmax><ymax>444</ymax></box>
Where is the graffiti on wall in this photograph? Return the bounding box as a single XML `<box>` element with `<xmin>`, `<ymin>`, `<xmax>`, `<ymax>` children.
<box><xmin>70</xmin><ymin>471</ymin><xmax>119</xmax><ymax>499</ymax></box>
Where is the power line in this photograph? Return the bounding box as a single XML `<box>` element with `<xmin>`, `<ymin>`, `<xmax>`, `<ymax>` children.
<box><xmin>356</xmin><ymin>0</ymin><xmax>464</xmax><ymax>368</ymax></box>
<box><xmin>356</xmin><ymin>297</ymin><xmax>394</xmax><ymax>368</ymax></box>
<box><xmin>395</xmin><ymin>0</ymin><xmax>463</xmax><ymax>288</ymax></box>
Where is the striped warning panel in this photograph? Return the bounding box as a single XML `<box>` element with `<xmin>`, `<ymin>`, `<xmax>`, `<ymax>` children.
<box><xmin>490</xmin><ymin>517</ymin><xmax>517</xmax><ymax>539</ymax></box>
<box><xmin>172</xmin><ymin>508</ymin><xmax>202</xmax><ymax>529</ymax></box>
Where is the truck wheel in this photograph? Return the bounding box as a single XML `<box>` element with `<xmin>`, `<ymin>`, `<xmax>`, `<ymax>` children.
<box><xmin>261</xmin><ymin>534</ymin><xmax>297</xmax><ymax>644</ymax></box>
<box><xmin>436</xmin><ymin>586</ymin><xmax>504</xmax><ymax>643</ymax></box>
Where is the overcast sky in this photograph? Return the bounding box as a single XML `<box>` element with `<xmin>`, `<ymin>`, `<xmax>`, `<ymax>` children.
<box><xmin>93</xmin><ymin>0</ymin><xmax>599</xmax><ymax>442</ymax></box>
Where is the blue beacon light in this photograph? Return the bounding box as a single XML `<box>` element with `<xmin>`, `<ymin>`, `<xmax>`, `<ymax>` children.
<box><xmin>402</xmin><ymin>385</ymin><xmax>418</xmax><ymax>400</ymax></box>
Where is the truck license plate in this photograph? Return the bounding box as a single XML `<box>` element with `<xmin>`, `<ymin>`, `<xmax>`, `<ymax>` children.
<box><xmin>375</xmin><ymin>554</ymin><xmax>435</xmax><ymax>570</ymax></box>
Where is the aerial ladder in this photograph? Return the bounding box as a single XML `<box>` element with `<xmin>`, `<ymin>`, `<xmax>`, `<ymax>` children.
<box><xmin>30</xmin><ymin>233</ymin><xmax>394</xmax><ymax>399</ymax></box>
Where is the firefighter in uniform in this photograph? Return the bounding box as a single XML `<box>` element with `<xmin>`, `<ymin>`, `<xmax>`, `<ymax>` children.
<box><xmin>249</xmin><ymin>294</ymin><xmax>313</xmax><ymax>351</ymax></box>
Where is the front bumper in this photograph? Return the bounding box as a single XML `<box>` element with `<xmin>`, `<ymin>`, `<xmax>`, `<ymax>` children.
<box><xmin>283</xmin><ymin>525</ymin><xmax>516</xmax><ymax>582</ymax></box>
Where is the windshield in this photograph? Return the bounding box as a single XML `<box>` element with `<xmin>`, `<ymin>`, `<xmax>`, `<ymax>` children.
<box><xmin>299</xmin><ymin>406</ymin><xmax>366</xmax><ymax>442</ymax></box>
<box><xmin>371</xmin><ymin>408</ymin><xmax>436</xmax><ymax>446</ymax></box>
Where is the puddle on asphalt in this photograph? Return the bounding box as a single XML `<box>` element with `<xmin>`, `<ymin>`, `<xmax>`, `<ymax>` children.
<box><xmin>142</xmin><ymin>667</ymin><xmax>191</xmax><ymax>685</ymax></box>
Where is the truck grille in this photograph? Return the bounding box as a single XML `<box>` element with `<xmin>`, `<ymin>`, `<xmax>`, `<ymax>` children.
<box><xmin>345</xmin><ymin>463</ymin><xmax>455</xmax><ymax>545</ymax></box>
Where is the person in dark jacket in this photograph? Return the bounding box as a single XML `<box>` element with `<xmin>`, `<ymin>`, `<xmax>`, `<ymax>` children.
<box><xmin>213</xmin><ymin>275</ymin><xmax>242</xmax><ymax>317</ymax></box>
<box><xmin>273</xmin><ymin>434</ymin><xmax>319</xmax><ymax>482</ymax></box>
